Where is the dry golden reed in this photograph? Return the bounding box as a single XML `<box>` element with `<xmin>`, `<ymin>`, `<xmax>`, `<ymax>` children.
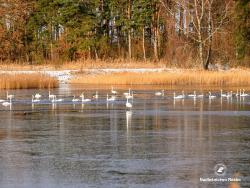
<box><xmin>0</xmin><ymin>73</ymin><xmax>58</xmax><ymax>89</ymax></box>
<box><xmin>71</xmin><ymin>70</ymin><xmax>250</xmax><ymax>86</ymax></box>
<box><xmin>0</xmin><ymin>59</ymin><xmax>165</xmax><ymax>71</ymax></box>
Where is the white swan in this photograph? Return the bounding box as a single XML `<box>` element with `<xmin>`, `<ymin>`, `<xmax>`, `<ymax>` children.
<box><xmin>240</xmin><ymin>89</ymin><xmax>249</xmax><ymax>97</ymax></box>
<box><xmin>93</xmin><ymin>91</ymin><xmax>98</xmax><ymax>99</ymax></box>
<box><xmin>107</xmin><ymin>94</ymin><xmax>115</xmax><ymax>101</ymax></box>
<box><xmin>2</xmin><ymin>98</ymin><xmax>12</xmax><ymax>107</ymax></box>
<box><xmin>51</xmin><ymin>95</ymin><xmax>56</xmax><ymax>103</ymax></box>
<box><xmin>111</xmin><ymin>86</ymin><xmax>118</xmax><ymax>94</ymax></box>
<box><xmin>155</xmin><ymin>90</ymin><xmax>164</xmax><ymax>96</ymax></box>
<box><xmin>220</xmin><ymin>89</ymin><xmax>227</xmax><ymax>97</ymax></box>
<box><xmin>32</xmin><ymin>95</ymin><xmax>40</xmax><ymax>103</ymax></box>
<box><xmin>72</xmin><ymin>95</ymin><xmax>80</xmax><ymax>102</ymax></box>
<box><xmin>226</xmin><ymin>91</ymin><xmax>233</xmax><ymax>98</ymax></box>
<box><xmin>197</xmin><ymin>93</ymin><xmax>204</xmax><ymax>98</ymax></box>
<box><xmin>209</xmin><ymin>92</ymin><xmax>216</xmax><ymax>99</ymax></box>
<box><xmin>49</xmin><ymin>91</ymin><xmax>56</xmax><ymax>100</ymax></box>
<box><xmin>235</xmin><ymin>89</ymin><xmax>239</xmax><ymax>97</ymax></box>
<box><xmin>126</xmin><ymin>98</ymin><xmax>132</xmax><ymax>108</ymax></box>
<box><xmin>80</xmin><ymin>93</ymin><xmax>91</xmax><ymax>102</ymax></box>
<box><xmin>123</xmin><ymin>88</ymin><xmax>131</xmax><ymax>96</ymax></box>
<box><xmin>51</xmin><ymin>95</ymin><xmax>63</xmax><ymax>103</ymax></box>
<box><xmin>174</xmin><ymin>91</ymin><xmax>185</xmax><ymax>99</ymax></box>
<box><xmin>6</xmin><ymin>91</ymin><xmax>14</xmax><ymax>100</ymax></box>
<box><xmin>126</xmin><ymin>91</ymin><xmax>134</xmax><ymax>99</ymax></box>
<box><xmin>35</xmin><ymin>93</ymin><xmax>42</xmax><ymax>99</ymax></box>
<box><xmin>188</xmin><ymin>91</ymin><xmax>196</xmax><ymax>98</ymax></box>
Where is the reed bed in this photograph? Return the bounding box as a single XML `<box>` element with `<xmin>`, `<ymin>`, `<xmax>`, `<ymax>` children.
<box><xmin>0</xmin><ymin>59</ymin><xmax>165</xmax><ymax>71</ymax></box>
<box><xmin>71</xmin><ymin>70</ymin><xmax>250</xmax><ymax>86</ymax></box>
<box><xmin>0</xmin><ymin>73</ymin><xmax>58</xmax><ymax>89</ymax></box>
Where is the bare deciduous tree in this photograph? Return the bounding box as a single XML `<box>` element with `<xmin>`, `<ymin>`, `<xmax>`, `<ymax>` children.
<box><xmin>160</xmin><ymin>0</ymin><xmax>231</xmax><ymax>69</ymax></box>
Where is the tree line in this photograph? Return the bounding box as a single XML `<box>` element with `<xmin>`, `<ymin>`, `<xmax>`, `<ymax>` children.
<box><xmin>0</xmin><ymin>0</ymin><xmax>249</xmax><ymax>69</ymax></box>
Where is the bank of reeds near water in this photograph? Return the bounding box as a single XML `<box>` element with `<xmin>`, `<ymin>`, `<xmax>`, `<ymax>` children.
<box><xmin>0</xmin><ymin>59</ymin><xmax>165</xmax><ymax>71</ymax></box>
<box><xmin>71</xmin><ymin>69</ymin><xmax>250</xmax><ymax>86</ymax></box>
<box><xmin>0</xmin><ymin>73</ymin><xmax>58</xmax><ymax>89</ymax></box>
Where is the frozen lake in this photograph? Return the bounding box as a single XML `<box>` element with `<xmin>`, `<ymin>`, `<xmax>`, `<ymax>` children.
<box><xmin>0</xmin><ymin>85</ymin><xmax>249</xmax><ymax>188</ymax></box>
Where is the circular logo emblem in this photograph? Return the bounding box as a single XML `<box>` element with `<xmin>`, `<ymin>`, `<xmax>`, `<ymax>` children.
<box><xmin>214</xmin><ymin>163</ymin><xmax>227</xmax><ymax>176</ymax></box>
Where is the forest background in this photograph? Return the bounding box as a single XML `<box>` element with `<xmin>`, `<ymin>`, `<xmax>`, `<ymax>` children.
<box><xmin>0</xmin><ymin>0</ymin><xmax>249</xmax><ymax>70</ymax></box>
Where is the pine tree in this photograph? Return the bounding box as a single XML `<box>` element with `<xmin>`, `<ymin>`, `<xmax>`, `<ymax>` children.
<box><xmin>234</xmin><ymin>0</ymin><xmax>250</xmax><ymax>60</ymax></box>
<box><xmin>133</xmin><ymin>0</ymin><xmax>153</xmax><ymax>60</ymax></box>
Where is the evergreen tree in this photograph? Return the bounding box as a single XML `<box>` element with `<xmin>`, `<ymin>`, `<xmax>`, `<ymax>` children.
<box><xmin>234</xmin><ymin>0</ymin><xmax>250</xmax><ymax>60</ymax></box>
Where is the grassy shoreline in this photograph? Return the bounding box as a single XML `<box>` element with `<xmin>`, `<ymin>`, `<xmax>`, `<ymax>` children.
<box><xmin>0</xmin><ymin>60</ymin><xmax>166</xmax><ymax>71</ymax></box>
<box><xmin>71</xmin><ymin>69</ymin><xmax>250</xmax><ymax>87</ymax></box>
<box><xmin>1</xmin><ymin>60</ymin><xmax>250</xmax><ymax>87</ymax></box>
<box><xmin>0</xmin><ymin>73</ymin><xmax>59</xmax><ymax>89</ymax></box>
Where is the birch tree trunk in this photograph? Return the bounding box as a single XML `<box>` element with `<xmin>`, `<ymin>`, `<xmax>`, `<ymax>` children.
<box><xmin>153</xmin><ymin>28</ymin><xmax>158</xmax><ymax>61</ymax></box>
<box><xmin>153</xmin><ymin>3</ymin><xmax>159</xmax><ymax>61</ymax></box>
<box><xmin>142</xmin><ymin>27</ymin><xmax>146</xmax><ymax>61</ymax></box>
<box><xmin>194</xmin><ymin>0</ymin><xmax>205</xmax><ymax>68</ymax></box>
<box><xmin>204</xmin><ymin>0</ymin><xmax>213</xmax><ymax>70</ymax></box>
